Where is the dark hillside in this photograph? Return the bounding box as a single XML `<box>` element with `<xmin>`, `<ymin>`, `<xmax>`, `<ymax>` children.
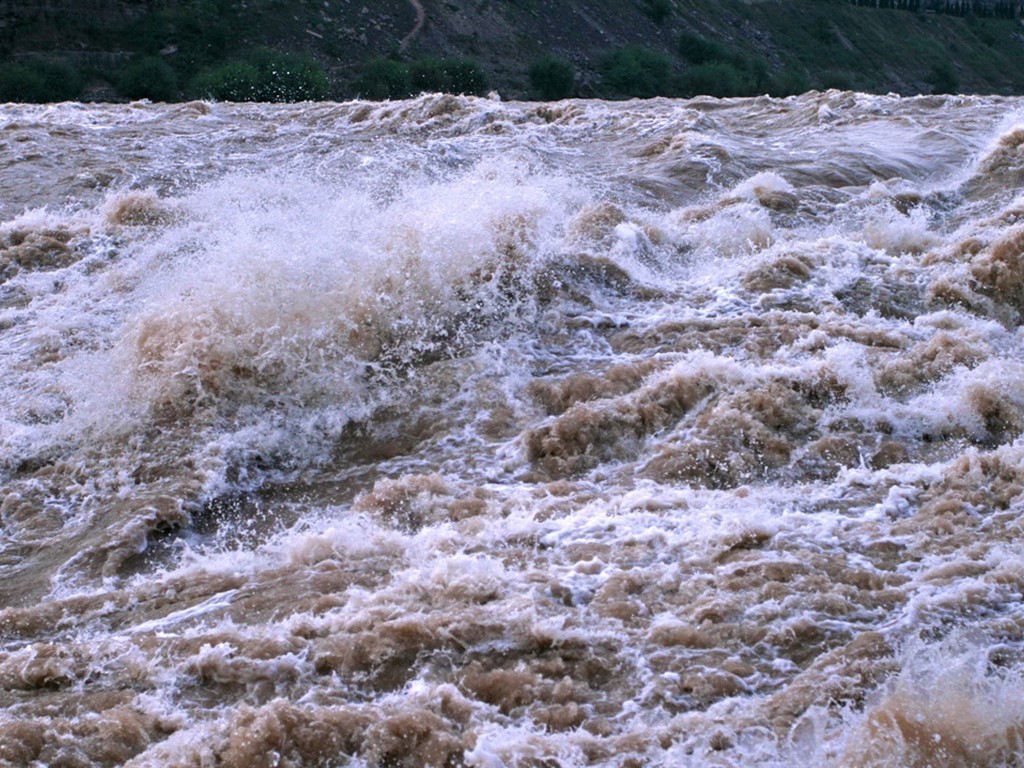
<box><xmin>2</xmin><ymin>0</ymin><xmax>1024</xmax><ymax>100</ymax></box>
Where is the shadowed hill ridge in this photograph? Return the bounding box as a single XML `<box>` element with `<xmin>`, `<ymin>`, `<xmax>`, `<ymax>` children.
<box><xmin>2</xmin><ymin>0</ymin><xmax>1024</xmax><ymax>100</ymax></box>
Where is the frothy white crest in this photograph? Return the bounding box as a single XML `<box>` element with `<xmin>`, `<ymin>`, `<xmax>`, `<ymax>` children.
<box><xmin>0</xmin><ymin>206</ymin><xmax>68</xmax><ymax>233</ymax></box>
<box><xmin>903</xmin><ymin>358</ymin><xmax>1024</xmax><ymax>442</ymax></box>
<box><xmin>729</xmin><ymin>171</ymin><xmax>796</xmax><ymax>201</ymax></box>
<box><xmin>420</xmin><ymin>554</ymin><xmax>508</xmax><ymax>599</ymax></box>
<box><xmin>912</xmin><ymin>310</ymin><xmax>1007</xmax><ymax>341</ymax></box>
<box><xmin>838</xmin><ymin>634</ymin><xmax>1024</xmax><ymax>767</ymax></box>
<box><xmin>863</xmin><ymin>206</ymin><xmax>937</xmax><ymax>255</ymax></box>
<box><xmin>285</xmin><ymin>514</ymin><xmax>407</xmax><ymax>566</ymax></box>
<box><xmin>125</xmin><ymin>163</ymin><xmax>569</xmax><ymax>396</ymax></box>
<box><xmin>464</xmin><ymin>722</ymin><xmax>588</xmax><ymax>768</ymax></box>
<box><xmin>38</xmin><ymin>160</ymin><xmax>586</xmax><ymax>482</ymax></box>
<box><xmin>673</xmin><ymin>203</ymin><xmax>775</xmax><ymax>262</ymax></box>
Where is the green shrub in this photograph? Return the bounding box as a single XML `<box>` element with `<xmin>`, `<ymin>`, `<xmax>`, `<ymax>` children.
<box><xmin>928</xmin><ymin>61</ymin><xmax>959</xmax><ymax>93</ymax></box>
<box><xmin>174</xmin><ymin>10</ymin><xmax>230</xmax><ymax>65</ymax></box>
<box><xmin>433</xmin><ymin>58</ymin><xmax>489</xmax><ymax>95</ymax></box>
<box><xmin>770</xmin><ymin>69</ymin><xmax>812</xmax><ymax>96</ymax></box>
<box><xmin>0</xmin><ymin>64</ymin><xmax>47</xmax><ymax>103</ymax></box>
<box><xmin>599</xmin><ymin>46</ymin><xmax>673</xmax><ymax>98</ymax></box>
<box><xmin>37</xmin><ymin>60</ymin><xmax>84</xmax><ymax>101</ymax></box>
<box><xmin>39</xmin><ymin>60</ymin><xmax>84</xmax><ymax>100</ymax></box>
<box><xmin>528</xmin><ymin>56</ymin><xmax>575</xmax><ymax>100</ymax></box>
<box><xmin>811</xmin><ymin>16</ymin><xmax>838</xmax><ymax>45</ymax></box>
<box><xmin>677</xmin><ymin>33</ymin><xmax>772</xmax><ymax>95</ymax></box>
<box><xmin>817</xmin><ymin>70</ymin><xmax>857</xmax><ymax>91</ymax></box>
<box><xmin>410</xmin><ymin>58</ymin><xmax>491</xmax><ymax>94</ymax></box>
<box><xmin>678</xmin><ymin>32</ymin><xmax>730</xmax><ymax>64</ymax></box>
<box><xmin>354</xmin><ymin>57</ymin><xmax>489</xmax><ymax>100</ymax></box>
<box><xmin>118</xmin><ymin>57</ymin><xmax>179</xmax><ymax>101</ymax></box>
<box><xmin>679</xmin><ymin>62</ymin><xmax>746</xmax><ymax>97</ymax></box>
<box><xmin>355</xmin><ymin>58</ymin><xmax>412</xmax><ymax>99</ymax></box>
<box><xmin>192</xmin><ymin>50</ymin><xmax>329</xmax><ymax>102</ymax></box>
<box><xmin>0</xmin><ymin>59</ymin><xmax>82</xmax><ymax>103</ymax></box>
<box><xmin>245</xmin><ymin>49</ymin><xmax>329</xmax><ymax>101</ymax></box>
<box><xmin>733</xmin><ymin>53</ymin><xmax>771</xmax><ymax>93</ymax></box>
<box><xmin>643</xmin><ymin>0</ymin><xmax>673</xmax><ymax>25</ymax></box>
<box><xmin>192</xmin><ymin>61</ymin><xmax>261</xmax><ymax>100</ymax></box>
<box><xmin>409</xmin><ymin>58</ymin><xmax>447</xmax><ymax>93</ymax></box>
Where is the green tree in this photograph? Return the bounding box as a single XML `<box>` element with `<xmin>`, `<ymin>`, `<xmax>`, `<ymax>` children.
<box><xmin>0</xmin><ymin>59</ymin><xmax>82</xmax><ymax>103</ymax></box>
<box><xmin>643</xmin><ymin>0</ymin><xmax>673</xmax><ymax>24</ymax></box>
<box><xmin>770</xmin><ymin>69</ymin><xmax>811</xmax><ymax>96</ymax></box>
<box><xmin>928</xmin><ymin>61</ymin><xmax>959</xmax><ymax>93</ymax></box>
<box><xmin>354</xmin><ymin>57</ymin><xmax>489</xmax><ymax>100</ymax></box>
<box><xmin>436</xmin><ymin>58</ymin><xmax>489</xmax><ymax>95</ymax></box>
<box><xmin>679</xmin><ymin>62</ymin><xmax>744</xmax><ymax>97</ymax></box>
<box><xmin>192</xmin><ymin>50</ymin><xmax>329</xmax><ymax>102</ymax></box>
<box><xmin>677</xmin><ymin>33</ymin><xmax>771</xmax><ymax>95</ymax></box>
<box><xmin>191</xmin><ymin>61</ymin><xmax>261</xmax><ymax>100</ymax></box>
<box><xmin>355</xmin><ymin>58</ymin><xmax>412</xmax><ymax>99</ymax></box>
<box><xmin>817</xmin><ymin>70</ymin><xmax>857</xmax><ymax>90</ymax></box>
<box><xmin>406</xmin><ymin>58</ymin><xmax>489</xmax><ymax>95</ymax></box>
<box><xmin>0</xmin><ymin>64</ymin><xmax>48</xmax><ymax>103</ymax></box>
<box><xmin>599</xmin><ymin>46</ymin><xmax>673</xmax><ymax>98</ymax></box>
<box><xmin>528</xmin><ymin>56</ymin><xmax>575</xmax><ymax>100</ymax></box>
<box><xmin>678</xmin><ymin>32</ymin><xmax>730</xmax><ymax>64</ymax></box>
<box><xmin>247</xmin><ymin>49</ymin><xmax>329</xmax><ymax>101</ymax></box>
<box><xmin>118</xmin><ymin>57</ymin><xmax>179</xmax><ymax>102</ymax></box>
<box><xmin>409</xmin><ymin>58</ymin><xmax>447</xmax><ymax>92</ymax></box>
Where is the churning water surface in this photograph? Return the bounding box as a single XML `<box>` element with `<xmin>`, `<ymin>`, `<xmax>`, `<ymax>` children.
<box><xmin>2</xmin><ymin>91</ymin><xmax>1024</xmax><ymax>767</ymax></box>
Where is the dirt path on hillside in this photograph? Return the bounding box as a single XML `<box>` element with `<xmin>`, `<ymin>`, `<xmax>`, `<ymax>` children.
<box><xmin>399</xmin><ymin>0</ymin><xmax>425</xmax><ymax>51</ymax></box>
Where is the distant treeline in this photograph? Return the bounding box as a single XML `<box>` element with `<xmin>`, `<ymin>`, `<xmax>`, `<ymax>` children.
<box><xmin>0</xmin><ymin>30</ymin><xmax>960</xmax><ymax>105</ymax></box>
<box><xmin>850</xmin><ymin>0</ymin><xmax>1022</xmax><ymax>16</ymax></box>
<box><xmin>2</xmin><ymin>0</ymin><xmax>1021</xmax><ymax>103</ymax></box>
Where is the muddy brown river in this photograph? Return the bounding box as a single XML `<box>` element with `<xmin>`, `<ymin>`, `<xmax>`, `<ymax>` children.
<box><xmin>1</xmin><ymin>92</ymin><xmax>1024</xmax><ymax>767</ymax></box>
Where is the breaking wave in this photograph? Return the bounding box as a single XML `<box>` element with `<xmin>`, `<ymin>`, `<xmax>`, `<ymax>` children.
<box><xmin>2</xmin><ymin>92</ymin><xmax>1024</xmax><ymax>767</ymax></box>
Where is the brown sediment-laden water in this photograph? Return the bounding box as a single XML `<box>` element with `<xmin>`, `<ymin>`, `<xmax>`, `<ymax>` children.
<box><xmin>2</xmin><ymin>91</ymin><xmax>1024</xmax><ymax>767</ymax></box>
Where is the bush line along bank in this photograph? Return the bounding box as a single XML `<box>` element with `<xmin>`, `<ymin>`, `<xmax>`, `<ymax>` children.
<box><xmin>6</xmin><ymin>0</ymin><xmax>1021</xmax><ymax>102</ymax></box>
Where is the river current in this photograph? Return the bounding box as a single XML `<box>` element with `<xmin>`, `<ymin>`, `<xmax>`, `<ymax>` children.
<box><xmin>2</xmin><ymin>91</ymin><xmax>1024</xmax><ymax>767</ymax></box>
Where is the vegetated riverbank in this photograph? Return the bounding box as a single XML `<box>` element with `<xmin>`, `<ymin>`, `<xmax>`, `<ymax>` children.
<box><xmin>1</xmin><ymin>0</ymin><xmax>1024</xmax><ymax>101</ymax></box>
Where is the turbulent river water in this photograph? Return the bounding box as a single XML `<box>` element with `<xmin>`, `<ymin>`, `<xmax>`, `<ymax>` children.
<box><xmin>2</xmin><ymin>91</ymin><xmax>1024</xmax><ymax>767</ymax></box>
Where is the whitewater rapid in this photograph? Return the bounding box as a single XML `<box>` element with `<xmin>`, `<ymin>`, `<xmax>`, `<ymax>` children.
<box><xmin>2</xmin><ymin>91</ymin><xmax>1024</xmax><ymax>767</ymax></box>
